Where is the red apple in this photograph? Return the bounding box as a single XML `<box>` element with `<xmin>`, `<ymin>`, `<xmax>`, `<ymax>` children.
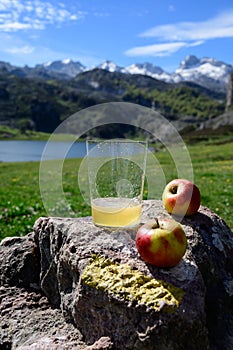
<box><xmin>135</xmin><ymin>218</ymin><xmax>187</xmax><ymax>267</ymax></box>
<box><xmin>162</xmin><ymin>179</ymin><xmax>201</xmax><ymax>216</ymax></box>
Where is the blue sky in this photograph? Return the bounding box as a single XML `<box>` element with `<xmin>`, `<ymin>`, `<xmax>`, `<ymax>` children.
<box><xmin>0</xmin><ymin>0</ymin><xmax>233</xmax><ymax>72</ymax></box>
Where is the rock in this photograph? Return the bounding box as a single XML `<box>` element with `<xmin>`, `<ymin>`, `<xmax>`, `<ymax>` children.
<box><xmin>0</xmin><ymin>200</ymin><xmax>232</xmax><ymax>350</ymax></box>
<box><xmin>34</xmin><ymin>200</ymin><xmax>232</xmax><ymax>350</ymax></box>
<box><xmin>0</xmin><ymin>232</ymin><xmax>40</xmax><ymax>289</ymax></box>
<box><xmin>226</xmin><ymin>72</ymin><xmax>233</xmax><ymax>112</ymax></box>
<box><xmin>0</xmin><ymin>286</ymin><xmax>86</xmax><ymax>349</ymax></box>
<box><xmin>86</xmin><ymin>337</ymin><xmax>113</xmax><ymax>350</ymax></box>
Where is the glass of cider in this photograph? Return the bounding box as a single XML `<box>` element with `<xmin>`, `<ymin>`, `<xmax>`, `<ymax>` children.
<box><xmin>86</xmin><ymin>139</ymin><xmax>147</xmax><ymax>228</ymax></box>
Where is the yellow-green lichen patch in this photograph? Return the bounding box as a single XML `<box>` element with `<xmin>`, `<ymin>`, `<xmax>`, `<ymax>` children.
<box><xmin>81</xmin><ymin>255</ymin><xmax>184</xmax><ymax>313</ymax></box>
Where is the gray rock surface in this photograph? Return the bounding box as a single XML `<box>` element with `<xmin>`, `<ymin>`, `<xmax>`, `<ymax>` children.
<box><xmin>0</xmin><ymin>200</ymin><xmax>232</xmax><ymax>349</ymax></box>
<box><xmin>0</xmin><ymin>286</ymin><xmax>86</xmax><ymax>349</ymax></box>
<box><xmin>0</xmin><ymin>233</ymin><xmax>40</xmax><ymax>289</ymax></box>
<box><xmin>226</xmin><ymin>72</ymin><xmax>233</xmax><ymax>112</ymax></box>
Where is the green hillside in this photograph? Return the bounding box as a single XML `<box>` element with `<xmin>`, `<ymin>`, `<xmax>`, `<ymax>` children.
<box><xmin>0</xmin><ymin>69</ymin><xmax>225</xmax><ymax>137</ymax></box>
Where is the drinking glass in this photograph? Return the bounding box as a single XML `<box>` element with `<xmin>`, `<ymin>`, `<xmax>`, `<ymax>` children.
<box><xmin>86</xmin><ymin>139</ymin><xmax>147</xmax><ymax>228</ymax></box>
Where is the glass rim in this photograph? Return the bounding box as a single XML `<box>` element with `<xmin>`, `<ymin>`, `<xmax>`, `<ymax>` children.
<box><xmin>86</xmin><ymin>138</ymin><xmax>148</xmax><ymax>144</ymax></box>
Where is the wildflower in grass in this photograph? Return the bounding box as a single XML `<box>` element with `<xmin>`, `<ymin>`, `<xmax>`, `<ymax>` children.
<box><xmin>12</xmin><ymin>178</ymin><xmax>20</xmax><ymax>182</ymax></box>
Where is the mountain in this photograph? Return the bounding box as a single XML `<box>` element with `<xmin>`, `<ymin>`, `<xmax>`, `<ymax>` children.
<box><xmin>124</xmin><ymin>63</ymin><xmax>172</xmax><ymax>83</ymax></box>
<box><xmin>172</xmin><ymin>55</ymin><xmax>233</xmax><ymax>92</ymax></box>
<box><xmin>87</xmin><ymin>56</ymin><xmax>233</xmax><ymax>93</ymax></box>
<box><xmin>0</xmin><ymin>65</ymin><xmax>226</xmax><ymax>137</ymax></box>
<box><xmin>36</xmin><ymin>59</ymin><xmax>86</xmax><ymax>77</ymax></box>
<box><xmin>0</xmin><ymin>55</ymin><xmax>232</xmax><ymax>92</ymax></box>
<box><xmin>0</xmin><ymin>61</ymin><xmax>29</xmax><ymax>77</ymax></box>
<box><xmin>106</xmin><ymin>55</ymin><xmax>233</xmax><ymax>93</ymax></box>
<box><xmin>97</xmin><ymin>60</ymin><xmax>123</xmax><ymax>73</ymax></box>
<box><xmin>0</xmin><ymin>59</ymin><xmax>86</xmax><ymax>80</ymax></box>
<box><xmin>0</xmin><ymin>56</ymin><xmax>231</xmax><ymax>138</ymax></box>
<box><xmin>38</xmin><ymin>55</ymin><xmax>233</xmax><ymax>92</ymax></box>
<box><xmin>0</xmin><ymin>60</ymin><xmax>69</xmax><ymax>80</ymax></box>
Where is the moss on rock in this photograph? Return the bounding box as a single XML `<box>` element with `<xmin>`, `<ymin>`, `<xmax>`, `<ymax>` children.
<box><xmin>82</xmin><ymin>255</ymin><xmax>184</xmax><ymax>313</ymax></box>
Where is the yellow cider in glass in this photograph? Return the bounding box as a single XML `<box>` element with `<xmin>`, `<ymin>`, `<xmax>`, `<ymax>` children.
<box><xmin>91</xmin><ymin>197</ymin><xmax>142</xmax><ymax>228</ymax></box>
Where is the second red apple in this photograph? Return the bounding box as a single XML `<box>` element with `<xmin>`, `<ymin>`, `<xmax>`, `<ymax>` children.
<box><xmin>162</xmin><ymin>178</ymin><xmax>201</xmax><ymax>216</ymax></box>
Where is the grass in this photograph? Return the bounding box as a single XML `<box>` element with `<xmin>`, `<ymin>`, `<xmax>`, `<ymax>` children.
<box><xmin>153</xmin><ymin>140</ymin><xmax>233</xmax><ymax>228</ymax></box>
<box><xmin>188</xmin><ymin>141</ymin><xmax>233</xmax><ymax>224</ymax></box>
<box><xmin>0</xmin><ymin>125</ymin><xmax>50</xmax><ymax>140</ymax></box>
<box><xmin>0</xmin><ymin>138</ymin><xmax>232</xmax><ymax>240</ymax></box>
<box><xmin>0</xmin><ymin>125</ymin><xmax>84</xmax><ymax>142</ymax></box>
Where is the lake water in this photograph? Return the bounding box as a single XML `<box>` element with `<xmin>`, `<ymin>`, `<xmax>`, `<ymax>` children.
<box><xmin>0</xmin><ymin>140</ymin><xmax>87</xmax><ymax>162</ymax></box>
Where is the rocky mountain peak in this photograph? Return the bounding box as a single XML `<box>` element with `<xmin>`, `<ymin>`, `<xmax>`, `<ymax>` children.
<box><xmin>36</xmin><ymin>59</ymin><xmax>85</xmax><ymax>77</ymax></box>
<box><xmin>125</xmin><ymin>62</ymin><xmax>164</xmax><ymax>75</ymax></box>
<box><xmin>97</xmin><ymin>60</ymin><xmax>123</xmax><ymax>72</ymax></box>
<box><xmin>179</xmin><ymin>55</ymin><xmax>200</xmax><ymax>69</ymax></box>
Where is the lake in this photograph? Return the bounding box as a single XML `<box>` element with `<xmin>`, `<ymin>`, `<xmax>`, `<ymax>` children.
<box><xmin>0</xmin><ymin>140</ymin><xmax>87</xmax><ymax>162</ymax></box>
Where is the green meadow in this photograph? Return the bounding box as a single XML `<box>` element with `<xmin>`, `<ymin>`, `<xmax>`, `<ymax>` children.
<box><xmin>0</xmin><ymin>138</ymin><xmax>232</xmax><ymax>240</ymax></box>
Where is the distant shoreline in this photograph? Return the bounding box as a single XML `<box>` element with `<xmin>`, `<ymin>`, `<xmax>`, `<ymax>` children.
<box><xmin>0</xmin><ymin>126</ymin><xmax>86</xmax><ymax>142</ymax></box>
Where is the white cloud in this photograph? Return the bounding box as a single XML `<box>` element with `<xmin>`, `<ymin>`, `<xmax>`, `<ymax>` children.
<box><xmin>125</xmin><ymin>41</ymin><xmax>203</xmax><ymax>57</ymax></box>
<box><xmin>140</xmin><ymin>9</ymin><xmax>233</xmax><ymax>41</ymax></box>
<box><xmin>125</xmin><ymin>9</ymin><xmax>233</xmax><ymax>58</ymax></box>
<box><xmin>5</xmin><ymin>45</ymin><xmax>34</xmax><ymax>54</ymax></box>
<box><xmin>0</xmin><ymin>22</ymin><xmax>32</xmax><ymax>31</ymax></box>
<box><xmin>125</xmin><ymin>42</ymin><xmax>187</xmax><ymax>57</ymax></box>
<box><xmin>0</xmin><ymin>0</ymin><xmax>85</xmax><ymax>32</ymax></box>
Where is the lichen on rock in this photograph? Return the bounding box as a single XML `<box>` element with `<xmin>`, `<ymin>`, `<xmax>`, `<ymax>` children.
<box><xmin>82</xmin><ymin>254</ymin><xmax>184</xmax><ymax>313</ymax></box>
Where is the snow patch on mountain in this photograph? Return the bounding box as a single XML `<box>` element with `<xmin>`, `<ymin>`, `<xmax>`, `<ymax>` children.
<box><xmin>97</xmin><ymin>60</ymin><xmax>124</xmax><ymax>73</ymax></box>
<box><xmin>125</xmin><ymin>62</ymin><xmax>164</xmax><ymax>75</ymax></box>
<box><xmin>43</xmin><ymin>61</ymin><xmax>53</xmax><ymax>67</ymax></box>
<box><xmin>62</xmin><ymin>58</ymin><xmax>72</xmax><ymax>65</ymax></box>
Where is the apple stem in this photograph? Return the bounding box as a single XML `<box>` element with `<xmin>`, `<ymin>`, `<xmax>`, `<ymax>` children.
<box><xmin>152</xmin><ymin>218</ymin><xmax>159</xmax><ymax>229</ymax></box>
